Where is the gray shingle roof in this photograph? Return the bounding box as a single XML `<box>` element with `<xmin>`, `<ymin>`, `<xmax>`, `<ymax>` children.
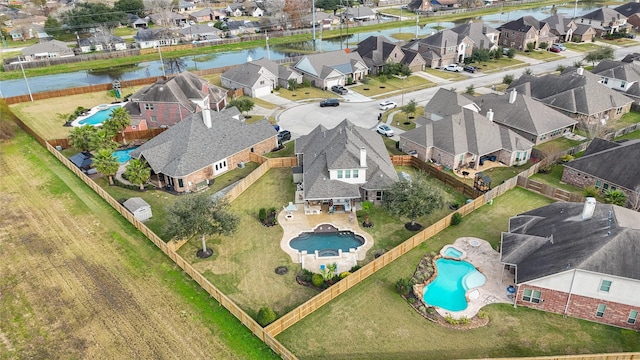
<box><xmin>78</xmin><ymin>35</ymin><xmax>125</xmax><ymax>47</ymax></box>
<box><xmin>578</xmin><ymin>7</ymin><xmax>626</xmax><ymax>22</ymax></box>
<box><xmin>472</xmin><ymin>90</ymin><xmax>577</xmax><ymax>137</ymax></box>
<box><xmin>592</xmin><ymin>59</ymin><xmax>640</xmax><ymax>83</ymax></box>
<box><xmin>564</xmin><ymin>139</ymin><xmax>640</xmax><ymax>191</ymax></box>
<box><xmin>615</xmin><ymin>1</ymin><xmax>640</xmax><ymax>17</ymax></box>
<box><xmin>421</xmin><ymin>88</ymin><xmax>479</xmax><ymax>119</ymax></box>
<box><xmin>130</xmin><ymin>111</ymin><xmax>276</xmax><ymax>177</ymax></box>
<box><xmin>123</xmin><ymin>197</ymin><xmax>150</xmax><ymax>212</ymax></box>
<box><xmin>501</xmin><ymin>201</ymin><xmax>640</xmax><ymax>283</ymax></box>
<box><xmin>498</xmin><ymin>15</ymin><xmax>545</xmax><ymax>32</ymax></box>
<box><xmin>356</xmin><ymin>35</ymin><xmax>403</xmax><ymax>67</ymax></box>
<box><xmin>294</xmin><ymin>119</ymin><xmax>398</xmax><ymax>200</ymax></box>
<box><xmin>22</xmin><ymin>40</ymin><xmax>74</xmax><ymax>56</ymax></box>
<box><xmin>542</xmin><ymin>14</ymin><xmax>575</xmax><ymax>36</ymax></box>
<box><xmin>292</xmin><ymin>50</ymin><xmax>366</xmax><ymax>79</ymax></box>
<box><xmin>508</xmin><ymin>68</ymin><xmax>633</xmax><ymax>116</ymax></box>
<box><xmin>449</xmin><ymin>21</ymin><xmax>498</xmax><ymax>49</ymax></box>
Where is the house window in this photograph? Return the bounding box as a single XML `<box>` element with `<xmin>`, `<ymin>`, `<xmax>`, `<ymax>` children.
<box><xmin>345</xmin><ymin>170</ymin><xmax>351</xmax><ymax>178</ymax></box>
<box><xmin>145</xmin><ymin>103</ymin><xmax>155</xmax><ymax>110</ymax></box>
<box><xmin>616</xmin><ymin>107</ymin><xmax>623</xmax><ymax>115</ymax></box>
<box><xmin>603</xmin><ymin>183</ymin><xmax>609</xmax><ymax>190</ymax></box>
<box><xmin>602</xmin><ymin>77</ymin><xmax>608</xmax><ymax>84</ymax></box>
<box><xmin>621</xmin><ymin>81</ymin><xmax>626</xmax><ymax>88</ymax></box>
<box><xmin>353</xmin><ymin>169</ymin><xmax>359</xmax><ymax>178</ymax></box>
<box><xmin>178</xmin><ymin>178</ymin><xmax>184</xmax><ymax>188</ymax></box>
<box><xmin>150</xmin><ymin>116</ymin><xmax>156</xmax><ymax>122</ymax></box>
<box><xmin>522</xmin><ymin>289</ymin><xmax>541</xmax><ymax>303</ymax></box>
<box><xmin>628</xmin><ymin>310</ymin><xmax>638</xmax><ymax>324</ymax></box>
<box><xmin>595</xmin><ymin>180</ymin><xmax>602</xmax><ymax>189</ymax></box>
<box><xmin>376</xmin><ymin>191</ymin><xmax>382</xmax><ymax>201</ymax></box>
<box><xmin>337</xmin><ymin>170</ymin><xmax>343</xmax><ymax>179</ymax></box>
<box><xmin>600</xmin><ymin>280</ymin><xmax>612</xmax><ymax>292</ymax></box>
<box><xmin>596</xmin><ymin>304</ymin><xmax>606</xmax><ymax>318</ymax></box>
<box><xmin>260</xmin><ymin>80</ymin><xmax>265</xmax><ymax>85</ymax></box>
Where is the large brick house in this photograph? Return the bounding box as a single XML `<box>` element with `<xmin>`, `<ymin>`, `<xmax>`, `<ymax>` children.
<box><xmin>125</xmin><ymin>71</ymin><xmax>228</xmax><ymax>129</ymax></box>
<box><xmin>356</xmin><ymin>35</ymin><xmax>426</xmax><ymax>74</ymax></box>
<box><xmin>498</xmin><ymin>16</ymin><xmax>556</xmax><ymax>51</ymax></box>
<box><xmin>561</xmin><ymin>138</ymin><xmax>640</xmax><ymax>201</ymax></box>
<box><xmin>129</xmin><ymin>110</ymin><xmax>277</xmax><ymax>193</ymax></box>
<box><xmin>501</xmin><ymin>199</ymin><xmax>640</xmax><ymax>330</ymax></box>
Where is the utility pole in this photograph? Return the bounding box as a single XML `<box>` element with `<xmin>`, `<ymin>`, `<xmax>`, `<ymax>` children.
<box><xmin>19</xmin><ymin>56</ymin><xmax>33</xmax><ymax>102</ymax></box>
<box><xmin>266</xmin><ymin>30</ymin><xmax>270</xmax><ymax>60</ymax></box>
<box><xmin>312</xmin><ymin>0</ymin><xmax>316</xmax><ymax>46</ymax></box>
<box><xmin>158</xmin><ymin>46</ymin><xmax>166</xmax><ymax>77</ymax></box>
<box><xmin>415</xmin><ymin>14</ymin><xmax>419</xmax><ymax>39</ymax></box>
<box><xmin>573</xmin><ymin>0</ymin><xmax>578</xmax><ymax>18</ymax></box>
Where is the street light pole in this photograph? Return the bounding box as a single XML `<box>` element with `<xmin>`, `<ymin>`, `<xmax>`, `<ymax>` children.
<box><xmin>157</xmin><ymin>46</ymin><xmax>166</xmax><ymax>77</ymax></box>
<box><xmin>19</xmin><ymin>56</ymin><xmax>33</xmax><ymax>102</ymax></box>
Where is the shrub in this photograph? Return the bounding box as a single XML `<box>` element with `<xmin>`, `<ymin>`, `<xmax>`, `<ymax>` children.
<box><xmin>583</xmin><ymin>186</ymin><xmax>599</xmax><ymax>198</ymax></box>
<box><xmin>258</xmin><ymin>208</ymin><xmax>267</xmax><ymax>221</ymax></box>
<box><xmin>395</xmin><ymin>277</ymin><xmax>412</xmax><ymax>295</ymax></box>
<box><xmin>311</xmin><ymin>273</ymin><xmax>324</xmax><ymax>287</ymax></box>
<box><xmin>300</xmin><ymin>269</ymin><xmax>314</xmax><ymax>283</ymax></box>
<box><xmin>349</xmin><ymin>265</ymin><xmax>361</xmax><ymax>272</ymax></box>
<box><xmin>361</xmin><ymin>77</ymin><xmax>370</xmax><ymax>84</ymax></box>
<box><xmin>256</xmin><ymin>306</ymin><xmax>277</xmax><ymax>326</ymax></box>
<box><xmin>502</xmin><ymin>74</ymin><xmax>514</xmax><ymax>85</ymax></box>
<box><xmin>451</xmin><ymin>212</ymin><xmax>463</xmax><ymax>225</ymax></box>
<box><xmin>560</xmin><ymin>154</ymin><xmax>574</xmax><ymax>163</ymax></box>
<box><xmin>409</xmin><ymin>296</ymin><xmax>417</xmax><ymax>304</ymax></box>
<box><xmin>478</xmin><ymin>310</ymin><xmax>488</xmax><ymax>319</ymax></box>
<box><xmin>465</xmin><ymin>85</ymin><xmax>475</xmax><ymax>95</ymax></box>
<box><xmin>339</xmin><ymin>271</ymin><xmax>351</xmax><ymax>279</ymax></box>
<box><xmin>604</xmin><ymin>189</ymin><xmax>626</xmax><ymax>206</ymax></box>
<box><xmin>458</xmin><ymin>316</ymin><xmax>470</xmax><ymax>325</ymax></box>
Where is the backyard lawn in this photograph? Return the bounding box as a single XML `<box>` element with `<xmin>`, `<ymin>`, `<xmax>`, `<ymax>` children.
<box><xmin>534</xmin><ymin>136</ymin><xmax>585</xmax><ymax>155</ymax></box>
<box><xmin>529</xmin><ymin>164</ymin><xmax>590</xmax><ymax>196</ymax></box>
<box><xmin>277</xmin><ymin>187</ymin><xmax>640</xmax><ymax>359</ymax></box>
<box><xmin>454</xmin><ymin>160</ymin><xmax>536</xmax><ymax>189</ymax></box>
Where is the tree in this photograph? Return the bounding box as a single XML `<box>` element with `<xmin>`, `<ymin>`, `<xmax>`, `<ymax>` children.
<box><xmin>465</xmin><ymin>84</ymin><xmax>475</xmax><ymax>95</ymax></box>
<box><xmin>228</xmin><ymin>98</ymin><xmax>255</xmax><ymax>116</ymax></box>
<box><xmin>526</xmin><ymin>42</ymin><xmax>535</xmax><ymax>52</ymax></box>
<box><xmin>91</xmin><ymin>128</ymin><xmax>118</xmax><ymax>151</ymax></box>
<box><xmin>523</xmin><ymin>68</ymin><xmax>533</xmax><ymax>75</ymax></box>
<box><xmin>93</xmin><ymin>148</ymin><xmax>120</xmax><ymax>185</ymax></box>
<box><xmin>44</xmin><ymin>16</ymin><xmax>64</xmax><ymax>38</ymax></box>
<box><xmin>604</xmin><ymin>189</ymin><xmax>626</xmax><ymax>206</ymax></box>
<box><xmin>103</xmin><ymin>107</ymin><xmax>131</xmax><ymax>143</ymax></box>
<box><xmin>503</xmin><ymin>74</ymin><xmax>514</xmax><ymax>85</ymax></box>
<box><xmin>401</xmin><ymin>99</ymin><xmax>417</xmax><ymax>120</ymax></box>
<box><xmin>165</xmin><ymin>193</ymin><xmax>240</xmax><ymax>258</ymax></box>
<box><xmin>124</xmin><ymin>158</ymin><xmax>150</xmax><ymax>190</ymax></box>
<box><xmin>315</xmin><ymin>0</ymin><xmax>338</xmax><ymax>10</ymax></box>
<box><xmin>288</xmin><ymin>78</ymin><xmax>299</xmax><ymax>91</ymax></box>
<box><xmin>69</xmin><ymin>125</ymin><xmax>97</xmax><ymax>152</ymax></box>
<box><xmin>56</xmin><ymin>112</ymin><xmax>70</xmax><ymax>124</ymax></box>
<box><xmin>383</xmin><ymin>174</ymin><xmax>445</xmax><ymax>229</ymax></box>
<box><xmin>62</xmin><ymin>3</ymin><xmax>127</xmax><ymax>31</ymax></box>
<box><xmin>256</xmin><ymin>306</ymin><xmax>277</xmax><ymax>326</ymax></box>
<box><xmin>584</xmin><ymin>46</ymin><xmax>614</xmax><ymax>65</ymax></box>
<box><xmin>506</xmin><ymin>48</ymin><xmax>516</xmax><ymax>59</ymax></box>
<box><xmin>114</xmin><ymin>0</ymin><xmax>145</xmax><ymax>17</ymax></box>
<box><xmin>320</xmin><ymin>263</ymin><xmax>338</xmax><ymax>282</ymax></box>
<box><xmin>283</xmin><ymin>0</ymin><xmax>312</xmax><ymax>29</ymax></box>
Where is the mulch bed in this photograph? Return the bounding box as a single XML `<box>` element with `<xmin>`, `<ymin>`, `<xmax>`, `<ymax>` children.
<box><xmin>275</xmin><ymin>266</ymin><xmax>288</xmax><ymax>275</ymax></box>
<box><xmin>405</xmin><ymin>222</ymin><xmax>423</xmax><ymax>231</ymax></box>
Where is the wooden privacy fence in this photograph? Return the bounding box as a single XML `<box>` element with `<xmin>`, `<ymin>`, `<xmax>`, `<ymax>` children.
<box><xmin>3</xmin><ymin>49</ymin><xmax>141</xmax><ymax>71</ymax></box>
<box><xmin>225</xmin><ymin>155</ymin><xmax>297</xmax><ymax>203</ymax></box>
<box><xmin>517</xmin><ymin>176</ymin><xmax>585</xmax><ymax>203</ymax></box>
<box><xmin>48</xmin><ymin>128</ymin><xmax>167</xmax><ymax>150</ymax></box>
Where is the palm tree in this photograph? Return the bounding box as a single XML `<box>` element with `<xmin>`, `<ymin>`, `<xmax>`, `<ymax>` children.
<box><xmin>69</xmin><ymin>125</ymin><xmax>96</xmax><ymax>152</ymax></box>
<box><xmin>124</xmin><ymin>158</ymin><xmax>150</xmax><ymax>191</ymax></box>
<box><xmin>103</xmin><ymin>107</ymin><xmax>131</xmax><ymax>144</ymax></box>
<box><xmin>93</xmin><ymin>149</ymin><xmax>120</xmax><ymax>185</ymax></box>
<box><xmin>91</xmin><ymin>128</ymin><xmax>118</xmax><ymax>152</ymax></box>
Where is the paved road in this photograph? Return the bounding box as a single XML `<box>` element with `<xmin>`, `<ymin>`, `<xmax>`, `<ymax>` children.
<box><xmin>277</xmin><ymin>41</ymin><xmax>640</xmax><ymax>140</ymax></box>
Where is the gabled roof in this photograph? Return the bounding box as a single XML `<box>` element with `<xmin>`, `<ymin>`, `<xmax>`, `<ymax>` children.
<box><xmin>592</xmin><ymin>59</ymin><xmax>640</xmax><ymax>83</ymax></box>
<box><xmin>574</xmin><ymin>23</ymin><xmax>596</xmax><ymax>35</ymax></box>
<box><xmin>69</xmin><ymin>152</ymin><xmax>93</xmax><ymax>169</ymax></box>
<box><xmin>221</xmin><ymin>57</ymin><xmax>298</xmax><ymax>88</ymax></box>
<box><xmin>190</xmin><ymin>7</ymin><xmax>218</xmax><ymax>17</ymax></box>
<box><xmin>449</xmin><ymin>21</ymin><xmax>499</xmax><ymax>49</ymax></box>
<box><xmin>342</xmin><ymin>6</ymin><xmax>376</xmax><ymax>18</ymax></box>
<box><xmin>408</xmin><ymin>29</ymin><xmax>461</xmax><ymax>49</ymax></box>
<box><xmin>292</xmin><ymin>50</ymin><xmax>366</xmax><ymax>79</ymax></box>
<box><xmin>401</xmin><ymin>49</ymin><xmax>425</xmax><ymax>67</ymax></box>
<box><xmin>577</xmin><ymin>7</ymin><xmax>627</xmax><ymax>23</ymax></box>
<box><xmin>179</xmin><ymin>24</ymin><xmax>222</xmax><ymax>36</ymax></box>
<box><xmin>472</xmin><ymin>90</ymin><xmax>577</xmax><ymax>137</ymax></box>
<box><xmin>131</xmin><ymin>71</ymin><xmax>226</xmax><ymax>112</ymax></box>
<box><xmin>422</xmin><ymin>88</ymin><xmax>479</xmax><ymax>119</ymax></box>
<box><xmin>78</xmin><ymin>35</ymin><xmax>126</xmax><ymax>47</ymax></box>
<box><xmin>501</xmin><ymin>201</ymin><xmax>640</xmax><ymax>283</ymax></box>
<box><xmin>498</xmin><ymin>16</ymin><xmax>546</xmax><ymax>32</ymax></box>
<box><xmin>356</xmin><ymin>35</ymin><xmax>403</xmax><ymax>67</ymax></box>
<box><xmin>564</xmin><ymin>139</ymin><xmax>640</xmax><ymax>191</ymax></box>
<box><xmin>225</xmin><ymin>20</ymin><xmax>260</xmax><ymax>30</ymax></box>
<box><xmin>22</xmin><ymin>40</ymin><xmax>74</xmax><ymax>56</ymax></box>
<box><xmin>294</xmin><ymin>119</ymin><xmax>398</xmax><ymax>200</ymax></box>
<box><xmin>542</xmin><ymin>14</ymin><xmax>576</xmax><ymax>36</ymax></box>
<box><xmin>134</xmin><ymin>28</ymin><xmax>179</xmax><ymax>42</ymax></box>
<box><xmin>130</xmin><ymin>111</ymin><xmax>276</xmax><ymax>177</ymax></box>
<box><xmin>123</xmin><ymin>197</ymin><xmax>150</xmax><ymax>212</ymax></box>
<box><xmin>508</xmin><ymin>68</ymin><xmax>633</xmax><ymax>116</ymax></box>
<box><xmin>615</xmin><ymin>1</ymin><xmax>640</xmax><ymax>17</ymax></box>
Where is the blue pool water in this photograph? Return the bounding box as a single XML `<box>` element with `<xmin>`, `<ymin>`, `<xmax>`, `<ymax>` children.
<box><xmin>78</xmin><ymin>105</ymin><xmax>121</xmax><ymax>126</ymax></box>
<box><xmin>289</xmin><ymin>230</ymin><xmax>364</xmax><ymax>256</ymax></box>
<box><xmin>113</xmin><ymin>147</ymin><xmax>138</xmax><ymax>164</ymax></box>
<box><xmin>423</xmin><ymin>258</ymin><xmax>486</xmax><ymax>311</ymax></box>
<box><xmin>443</xmin><ymin>246</ymin><xmax>463</xmax><ymax>259</ymax></box>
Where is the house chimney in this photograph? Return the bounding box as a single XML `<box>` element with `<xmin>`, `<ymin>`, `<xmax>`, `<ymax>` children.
<box><xmin>360</xmin><ymin>147</ymin><xmax>367</xmax><ymax>167</ymax></box>
<box><xmin>203</xmin><ymin>110</ymin><xmax>212</xmax><ymax>128</ymax></box>
<box><xmin>577</xmin><ymin>67</ymin><xmax>584</xmax><ymax>76</ymax></box>
<box><xmin>487</xmin><ymin>108</ymin><xmax>494</xmax><ymax>121</ymax></box>
<box><xmin>581</xmin><ymin>197</ymin><xmax>596</xmax><ymax>220</ymax></box>
<box><xmin>509</xmin><ymin>89</ymin><xmax>517</xmax><ymax>104</ymax></box>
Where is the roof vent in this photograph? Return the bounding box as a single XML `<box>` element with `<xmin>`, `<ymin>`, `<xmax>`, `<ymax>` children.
<box><xmin>581</xmin><ymin>197</ymin><xmax>596</xmax><ymax>220</ymax></box>
<box><xmin>577</xmin><ymin>67</ymin><xmax>584</xmax><ymax>76</ymax></box>
<box><xmin>509</xmin><ymin>89</ymin><xmax>517</xmax><ymax>104</ymax></box>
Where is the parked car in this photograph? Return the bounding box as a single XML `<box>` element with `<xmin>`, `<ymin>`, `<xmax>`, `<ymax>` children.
<box><xmin>463</xmin><ymin>65</ymin><xmax>478</xmax><ymax>73</ymax></box>
<box><xmin>625</xmin><ymin>32</ymin><xmax>636</xmax><ymax>39</ymax></box>
<box><xmin>320</xmin><ymin>98</ymin><xmax>340</xmax><ymax>107</ymax></box>
<box><xmin>331</xmin><ymin>85</ymin><xmax>348</xmax><ymax>95</ymax></box>
<box><xmin>379</xmin><ymin>100</ymin><xmax>397</xmax><ymax>110</ymax></box>
<box><xmin>277</xmin><ymin>130</ymin><xmax>291</xmax><ymax>142</ymax></box>
<box><xmin>444</xmin><ymin>64</ymin><xmax>463</xmax><ymax>72</ymax></box>
<box><xmin>549</xmin><ymin>46</ymin><xmax>561</xmax><ymax>53</ymax></box>
<box><xmin>502</xmin><ymin>47</ymin><xmax>512</xmax><ymax>55</ymax></box>
<box><xmin>376</xmin><ymin>124</ymin><xmax>394</xmax><ymax>137</ymax></box>
<box><xmin>552</xmin><ymin>43</ymin><xmax>566</xmax><ymax>51</ymax></box>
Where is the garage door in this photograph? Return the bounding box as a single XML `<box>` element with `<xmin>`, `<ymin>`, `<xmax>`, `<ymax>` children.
<box><xmin>326</xmin><ymin>79</ymin><xmax>342</xmax><ymax>89</ymax></box>
<box><xmin>253</xmin><ymin>85</ymin><xmax>272</xmax><ymax>98</ymax></box>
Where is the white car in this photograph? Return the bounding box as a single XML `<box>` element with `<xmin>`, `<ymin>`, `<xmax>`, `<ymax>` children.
<box><xmin>376</xmin><ymin>124</ymin><xmax>394</xmax><ymax>137</ymax></box>
<box><xmin>379</xmin><ymin>100</ymin><xmax>397</xmax><ymax>110</ymax></box>
<box><xmin>444</xmin><ymin>64</ymin><xmax>463</xmax><ymax>72</ymax></box>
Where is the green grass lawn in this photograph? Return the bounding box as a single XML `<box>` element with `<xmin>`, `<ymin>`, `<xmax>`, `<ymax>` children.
<box><xmin>274</xmin><ymin>188</ymin><xmax>640</xmax><ymax>360</ymax></box>
<box><xmin>469</xmin><ymin>57</ymin><xmax>527</xmax><ymax>73</ymax></box>
<box><xmin>274</xmin><ymin>87</ymin><xmax>333</xmax><ymax>101</ymax></box>
<box><xmin>386</xmin><ymin>107</ymin><xmax>423</xmax><ymax>131</ymax></box>
<box><xmin>389</xmin><ymin>33</ymin><xmax>417</xmax><ymax>42</ymax></box>
<box><xmin>614</xmin><ymin>129</ymin><xmax>640</xmax><ymax>141</ymax></box>
<box><xmin>520</xmin><ymin>50</ymin><xmax>562</xmax><ymax>61</ymax></box>
<box><xmin>529</xmin><ymin>164</ymin><xmax>588</xmax><ymax>195</ymax></box>
<box><xmin>562</xmin><ymin>42</ymin><xmax>602</xmax><ymax>52</ymax></box>
<box><xmin>455</xmin><ymin>161</ymin><xmax>536</xmax><ymax>188</ymax></box>
<box><xmin>614</xmin><ymin>110</ymin><xmax>640</xmax><ymax>129</ymax></box>
<box><xmin>597</xmin><ymin>38</ymin><xmax>637</xmax><ymax>47</ymax></box>
<box><xmin>264</xmin><ymin>141</ymin><xmax>295</xmax><ymax>157</ymax></box>
<box><xmin>423</xmin><ymin>67</ymin><xmax>467</xmax><ymax>81</ymax></box>
<box><xmin>383</xmin><ymin>137</ymin><xmax>404</xmax><ymax>155</ymax></box>
<box><xmin>351</xmin><ymin>75</ymin><xmax>435</xmax><ymax>98</ymax></box>
<box><xmin>534</xmin><ymin>136</ymin><xmax>584</xmax><ymax>155</ymax></box>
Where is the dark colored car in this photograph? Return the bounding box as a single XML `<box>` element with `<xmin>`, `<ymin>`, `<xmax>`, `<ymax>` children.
<box><xmin>320</xmin><ymin>98</ymin><xmax>340</xmax><ymax>107</ymax></box>
<box><xmin>277</xmin><ymin>130</ymin><xmax>291</xmax><ymax>142</ymax></box>
<box><xmin>549</xmin><ymin>46</ymin><xmax>561</xmax><ymax>53</ymax></box>
<box><xmin>331</xmin><ymin>85</ymin><xmax>348</xmax><ymax>95</ymax></box>
<box><xmin>463</xmin><ymin>65</ymin><xmax>478</xmax><ymax>73</ymax></box>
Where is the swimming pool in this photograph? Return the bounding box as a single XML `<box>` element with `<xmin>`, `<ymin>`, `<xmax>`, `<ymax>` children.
<box><xmin>423</xmin><ymin>258</ymin><xmax>486</xmax><ymax>311</ymax></box>
<box><xmin>442</xmin><ymin>246</ymin><xmax>463</xmax><ymax>259</ymax></box>
<box><xmin>289</xmin><ymin>224</ymin><xmax>364</xmax><ymax>256</ymax></box>
<box><xmin>77</xmin><ymin>104</ymin><xmax>122</xmax><ymax>126</ymax></box>
<box><xmin>113</xmin><ymin>147</ymin><xmax>138</xmax><ymax>164</ymax></box>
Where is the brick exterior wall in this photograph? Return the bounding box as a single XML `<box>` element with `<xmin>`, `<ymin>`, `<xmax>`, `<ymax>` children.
<box><xmin>561</xmin><ymin>166</ymin><xmax>636</xmax><ymax>201</ymax></box>
<box><xmin>516</xmin><ymin>285</ymin><xmax>640</xmax><ymax>330</ymax></box>
<box><xmin>141</xmin><ymin>102</ymin><xmax>192</xmax><ymax>128</ymax></box>
<box><xmin>556</xmin><ymin>103</ymin><xmax>632</xmax><ymax>123</ymax></box>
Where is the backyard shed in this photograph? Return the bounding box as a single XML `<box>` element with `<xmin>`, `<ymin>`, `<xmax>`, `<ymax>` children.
<box><xmin>123</xmin><ymin>197</ymin><xmax>152</xmax><ymax>222</ymax></box>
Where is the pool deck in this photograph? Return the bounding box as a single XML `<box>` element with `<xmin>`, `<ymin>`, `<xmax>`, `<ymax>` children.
<box><xmin>434</xmin><ymin>237</ymin><xmax>516</xmax><ymax>319</ymax></box>
<box><xmin>71</xmin><ymin>103</ymin><xmax>124</xmax><ymax>127</ymax></box>
<box><xmin>278</xmin><ymin>208</ymin><xmax>374</xmax><ymax>274</ymax></box>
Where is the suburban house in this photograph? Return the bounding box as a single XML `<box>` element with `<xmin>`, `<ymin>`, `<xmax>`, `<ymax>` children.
<box><xmin>542</xmin><ymin>14</ymin><xmax>576</xmax><ymax>42</ymax></box>
<box><xmin>498</xmin><ymin>16</ymin><xmax>556</xmax><ymax>50</ymax></box>
<box><xmin>125</xmin><ymin>71</ymin><xmax>228</xmax><ymax>129</ymax></box>
<box><xmin>561</xmin><ymin>138</ymin><xmax>640</xmax><ymax>200</ymax></box>
<box><xmin>225</xmin><ymin>20</ymin><xmax>261</xmax><ymax>36</ymax></box>
<box><xmin>130</xmin><ymin>110</ymin><xmax>277</xmax><ymax>193</ymax></box>
<box><xmin>573</xmin><ymin>8</ymin><xmax>627</xmax><ymax>37</ymax></box>
<box><xmin>22</xmin><ymin>40</ymin><xmax>75</xmax><ymax>61</ymax></box>
<box><xmin>356</xmin><ymin>35</ymin><xmax>411</xmax><ymax>74</ymax></box>
<box><xmin>401</xmin><ymin>49</ymin><xmax>428</xmax><ymax>73</ymax></box>
<box><xmin>616</xmin><ymin>2</ymin><xmax>640</xmax><ymax>30</ymax></box>
<box><xmin>508</xmin><ymin>67</ymin><xmax>634</xmax><ymax>124</ymax></box>
<box><xmin>341</xmin><ymin>6</ymin><xmax>377</xmax><ymax>21</ymax></box>
<box><xmin>450</xmin><ymin>21</ymin><xmax>501</xmax><ymax>51</ymax></box>
<box><xmin>221</xmin><ymin>57</ymin><xmax>302</xmax><ymax>98</ymax></box>
<box><xmin>294</xmin><ymin>119</ymin><xmax>398</xmax><ymax>211</ymax></box>
<box><xmin>78</xmin><ymin>35</ymin><xmax>127</xmax><ymax>53</ymax></box>
<box><xmin>573</xmin><ymin>23</ymin><xmax>598</xmax><ymax>42</ymax></box>
<box><xmin>399</xmin><ymin>89</ymin><xmax>534</xmax><ymax>171</ymax></box>
<box><xmin>402</xmin><ymin>29</ymin><xmax>474</xmax><ymax>68</ymax></box>
<box><xmin>472</xmin><ymin>89</ymin><xmax>577</xmax><ymax>145</ymax></box>
<box><xmin>133</xmin><ymin>28</ymin><xmax>181</xmax><ymax>49</ymax></box>
<box><xmin>225</xmin><ymin>3</ymin><xmax>263</xmax><ymax>17</ymax></box>
<box><xmin>500</xmin><ymin>199</ymin><xmax>640</xmax><ymax>330</ymax></box>
<box><xmin>177</xmin><ymin>0</ymin><xmax>196</xmax><ymax>12</ymax></box>
<box><xmin>592</xmin><ymin>59</ymin><xmax>640</xmax><ymax>101</ymax></box>
<box><xmin>189</xmin><ymin>8</ymin><xmax>227</xmax><ymax>22</ymax></box>
<box><xmin>127</xmin><ymin>14</ymin><xmax>148</xmax><ymax>28</ymax></box>
<box><xmin>291</xmin><ymin>50</ymin><xmax>368</xmax><ymax>89</ymax></box>
<box><xmin>148</xmin><ymin>12</ymin><xmax>188</xmax><ymax>27</ymax></box>
<box><xmin>226</xmin><ymin>3</ymin><xmax>244</xmax><ymax>17</ymax></box>
<box><xmin>179</xmin><ymin>24</ymin><xmax>223</xmax><ymax>43</ymax></box>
